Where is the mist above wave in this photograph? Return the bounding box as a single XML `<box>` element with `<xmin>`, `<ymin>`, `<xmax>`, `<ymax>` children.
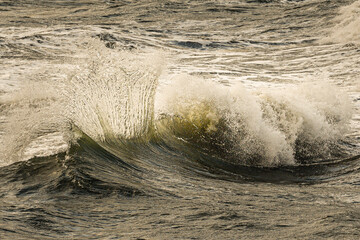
<box><xmin>64</xmin><ymin>40</ymin><xmax>162</xmax><ymax>142</ymax></box>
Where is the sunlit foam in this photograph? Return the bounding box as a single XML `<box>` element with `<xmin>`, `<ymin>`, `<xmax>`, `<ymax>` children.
<box><xmin>155</xmin><ymin>75</ymin><xmax>352</xmax><ymax>166</ymax></box>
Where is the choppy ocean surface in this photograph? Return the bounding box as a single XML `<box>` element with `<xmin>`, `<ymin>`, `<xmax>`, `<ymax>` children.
<box><xmin>1</xmin><ymin>0</ymin><xmax>360</xmax><ymax>239</ymax></box>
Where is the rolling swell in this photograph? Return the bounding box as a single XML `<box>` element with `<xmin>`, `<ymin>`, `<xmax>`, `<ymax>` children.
<box><xmin>2</xmin><ymin>126</ymin><xmax>359</xmax><ymax>203</ymax></box>
<box><xmin>42</xmin><ymin>126</ymin><xmax>360</xmax><ymax>191</ymax></box>
<box><xmin>0</xmin><ymin>133</ymin><xmax>147</xmax><ymax>198</ymax></box>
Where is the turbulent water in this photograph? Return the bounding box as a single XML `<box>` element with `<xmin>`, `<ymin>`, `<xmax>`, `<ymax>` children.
<box><xmin>1</xmin><ymin>0</ymin><xmax>360</xmax><ymax>239</ymax></box>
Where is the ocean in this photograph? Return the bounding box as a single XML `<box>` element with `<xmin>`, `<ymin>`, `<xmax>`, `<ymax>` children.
<box><xmin>0</xmin><ymin>0</ymin><xmax>360</xmax><ymax>239</ymax></box>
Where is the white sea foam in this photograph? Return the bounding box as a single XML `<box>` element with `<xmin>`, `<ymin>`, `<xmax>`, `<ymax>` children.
<box><xmin>156</xmin><ymin>76</ymin><xmax>353</xmax><ymax>166</ymax></box>
<box><xmin>0</xmin><ymin>81</ymin><xmax>68</xmax><ymax>166</ymax></box>
<box><xmin>322</xmin><ymin>0</ymin><xmax>360</xmax><ymax>44</ymax></box>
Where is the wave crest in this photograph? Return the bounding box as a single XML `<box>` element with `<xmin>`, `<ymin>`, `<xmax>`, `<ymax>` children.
<box><xmin>155</xmin><ymin>76</ymin><xmax>352</xmax><ymax>166</ymax></box>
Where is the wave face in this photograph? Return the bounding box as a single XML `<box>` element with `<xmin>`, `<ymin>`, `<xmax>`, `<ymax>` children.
<box><xmin>1</xmin><ymin>0</ymin><xmax>360</xmax><ymax>239</ymax></box>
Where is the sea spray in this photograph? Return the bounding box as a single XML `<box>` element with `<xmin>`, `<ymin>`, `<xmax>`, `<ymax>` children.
<box><xmin>0</xmin><ymin>41</ymin><xmax>163</xmax><ymax>166</ymax></box>
<box><xmin>0</xmin><ymin>81</ymin><xmax>67</xmax><ymax>166</ymax></box>
<box><xmin>64</xmin><ymin>40</ymin><xmax>162</xmax><ymax>142</ymax></box>
<box><xmin>321</xmin><ymin>0</ymin><xmax>360</xmax><ymax>44</ymax></box>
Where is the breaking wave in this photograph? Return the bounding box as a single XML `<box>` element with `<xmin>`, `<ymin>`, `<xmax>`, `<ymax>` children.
<box><xmin>155</xmin><ymin>76</ymin><xmax>353</xmax><ymax>166</ymax></box>
<box><xmin>62</xmin><ymin>42</ymin><xmax>354</xmax><ymax>169</ymax></box>
<box><xmin>0</xmin><ymin>41</ymin><xmax>356</xmax><ymax>178</ymax></box>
